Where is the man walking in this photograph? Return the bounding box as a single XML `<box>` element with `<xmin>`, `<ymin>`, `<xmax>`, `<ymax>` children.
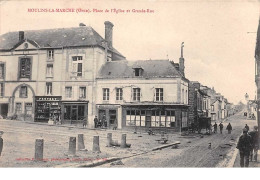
<box><xmin>226</xmin><ymin>123</ymin><xmax>232</xmax><ymax>134</ymax></box>
<box><xmin>213</xmin><ymin>122</ymin><xmax>217</xmax><ymax>133</ymax></box>
<box><xmin>0</xmin><ymin>131</ymin><xmax>3</xmax><ymax>158</ymax></box>
<box><xmin>244</xmin><ymin>124</ymin><xmax>249</xmax><ymax>132</ymax></box>
<box><xmin>248</xmin><ymin>126</ymin><xmax>259</xmax><ymax>162</ymax></box>
<box><xmin>236</xmin><ymin>128</ymin><xmax>252</xmax><ymax>167</ymax></box>
<box><xmin>219</xmin><ymin>122</ymin><xmax>224</xmax><ymax>134</ymax></box>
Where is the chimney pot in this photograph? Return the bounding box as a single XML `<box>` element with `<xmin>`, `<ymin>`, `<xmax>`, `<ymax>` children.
<box><xmin>19</xmin><ymin>31</ymin><xmax>24</xmax><ymax>41</ymax></box>
<box><xmin>79</xmin><ymin>23</ymin><xmax>86</xmax><ymax>27</ymax></box>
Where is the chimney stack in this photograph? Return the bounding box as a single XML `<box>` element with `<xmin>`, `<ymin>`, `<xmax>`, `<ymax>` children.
<box><xmin>19</xmin><ymin>31</ymin><xmax>24</xmax><ymax>41</ymax></box>
<box><xmin>79</xmin><ymin>23</ymin><xmax>86</xmax><ymax>27</ymax></box>
<box><xmin>104</xmin><ymin>21</ymin><xmax>114</xmax><ymax>48</ymax></box>
<box><xmin>179</xmin><ymin>42</ymin><xmax>185</xmax><ymax>76</ymax></box>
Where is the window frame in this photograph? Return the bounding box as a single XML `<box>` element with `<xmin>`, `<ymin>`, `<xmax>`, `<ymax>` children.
<box><xmin>133</xmin><ymin>88</ymin><xmax>141</xmax><ymax>101</ymax></box>
<box><xmin>19</xmin><ymin>57</ymin><xmax>32</xmax><ymax>79</ymax></box>
<box><xmin>155</xmin><ymin>88</ymin><xmax>163</xmax><ymax>102</ymax></box>
<box><xmin>72</xmin><ymin>56</ymin><xmax>83</xmax><ymax>77</ymax></box>
<box><xmin>46</xmin><ymin>63</ymin><xmax>54</xmax><ymax>77</ymax></box>
<box><xmin>19</xmin><ymin>86</ymin><xmax>28</xmax><ymax>98</ymax></box>
<box><xmin>116</xmin><ymin>88</ymin><xmax>123</xmax><ymax>101</ymax></box>
<box><xmin>79</xmin><ymin>86</ymin><xmax>86</xmax><ymax>99</ymax></box>
<box><xmin>47</xmin><ymin>49</ymin><xmax>54</xmax><ymax>60</ymax></box>
<box><xmin>15</xmin><ymin>102</ymin><xmax>22</xmax><ymax>114</ymax></box>
<box><xmin>46</xmin><ymin>82</ymin><xmax>52</xmax><ymax>95</ymax></box>
<box><xmin>0</xmin><ymin>63</ymin><xmax>5</xmax><ymax>79</ymax></box>
<box><xmin>103</xmin><ymin>88</ymin><xmax>110</xmax><ymax>101</ymax></box>
<box><xmin>0</xmin><ymin>83</ymin><xmax>4</xmax><ymax>97</ymax></box>
<box><xmin>65</xmin><ymin>86</ymin><xmax>72</xmax><ymax>98</ymax></box>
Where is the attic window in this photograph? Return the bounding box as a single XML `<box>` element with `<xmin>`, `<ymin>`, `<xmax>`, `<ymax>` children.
<box><xmin>134</xmin><ymin>68</ymin><xmax>143</xmax><ymax>77</ymax></box>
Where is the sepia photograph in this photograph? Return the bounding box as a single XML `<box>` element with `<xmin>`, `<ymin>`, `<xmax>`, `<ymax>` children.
<box><xmin>0</xmin><ymin>0</ymin><xmax>259</xmax><ymax>175</ymax></box>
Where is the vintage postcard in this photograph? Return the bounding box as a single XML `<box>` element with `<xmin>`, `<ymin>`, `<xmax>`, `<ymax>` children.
<box><xmin>0</xmin><ymin>0</ymin><xmax>259</xmax><ymax>172</ymax></box>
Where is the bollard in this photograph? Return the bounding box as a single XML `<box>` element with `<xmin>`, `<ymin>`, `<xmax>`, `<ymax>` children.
<box><xmin>120</xmin><ymin>134</ymin><xmax>127</xmax><ymax>148</ymax></box>
<box><xmin>78</xmin><ymin>134</ymin><xmax>85</xmax><ymax>150</ymax></box>
<box><xmin>93</xmin><ymin>136</ymin><xmax>100</xmax><ymax>152</ymax></box>
<box><xmin>68</xmin><ymin>137</ymin><xmax>76</xmax><ymax>156</ymax></box>
<box><xmin>107</xmin><ymin>133</ymin><xmax>112</xmax><ymax>147</ymax></box>
<box><xmin>35</xmin><ymin>139</ymin><xmax>44</xmax><ymax>161</ymax></box>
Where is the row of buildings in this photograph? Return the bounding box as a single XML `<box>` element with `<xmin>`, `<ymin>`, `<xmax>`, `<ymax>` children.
<box><xmin>0</xmin><ymin>21</ymin><xmax>236</xmax><ymax>131</ymax></box>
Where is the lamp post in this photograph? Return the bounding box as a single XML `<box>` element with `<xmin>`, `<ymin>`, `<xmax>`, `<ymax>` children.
<box><xmin>245</xmin><ymin>93</ymin><xmax>249</xmax><ymax>119</ymax></box>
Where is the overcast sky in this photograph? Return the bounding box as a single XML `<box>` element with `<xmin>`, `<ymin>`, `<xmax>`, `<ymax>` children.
<box><xmin>0</xmin><ymin>0</ymin><xmax>259</xmax><ymax>104</ymax></box>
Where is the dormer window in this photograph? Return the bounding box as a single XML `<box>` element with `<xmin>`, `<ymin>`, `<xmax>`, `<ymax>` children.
<box><xmin>133</xmin><ymin>68</ymin><xmax>143</xmax><ymax>77</ymax></box>
<box><xmin>47</xmin><ymin>49</ymin><xmax>54</xmax><ymax>60</ymax></box>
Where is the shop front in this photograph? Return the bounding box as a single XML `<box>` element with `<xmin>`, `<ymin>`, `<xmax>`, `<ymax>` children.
<box><xmin>35</xmin><ymin>96</ymin><xmax>62</xmax><ymax>123</ymax></box>
<box><xmin>96</xmin><ymin>105</ymin><xmax>120</xmax><ymax>129</ymax></box>
<box><xmin>121</xmin><ymin>104</ymin><xmax>189</xmax><ymax>132</ymax></box>
<box><xmin>61</xmin><ymin>101</ymin><xmax>88</xmax><ymax>125</ymax></box>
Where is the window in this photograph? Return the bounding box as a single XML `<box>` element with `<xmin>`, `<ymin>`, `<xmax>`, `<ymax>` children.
<box><xmin>46</xmin><ymin>82</ymin><xmax>52</xmax><ymax>95</ymax></box>
<box><xmin>134</xmin><ymin>68</ymin><xmax>142</xmax><ymax>77</ymax></box>
<box><xmin>19</xmin><ymin>86</ymin><xmax>28</xmax><ymax>98</ymax></box>
<box><xmin>103</xmin><ymin>88</ymin><xmax>109</xmax><ymax>101</ymax></box>
<box><xmin>116</xmin><ymin>88</ymin><xmax>123</xmax><ymax>101</ymax></box>
<box><xmin>133</xmin><ymin>88</ymin><xmax>140</xmax><ymax>101</ymax></box>
<box><xmin>19</xmin><ymin>58</ymin><xmax>31</xmax><ymax>78</ymax></box>
<box><xmin>47</xmin><ymin>49</ymin><xmax>54</xmax><ymax>60</ymax></box>
<box><xmin>186</xmin><ymin>90</ymin><xmax>188</xmax><ymax>104</ymax></box>
<box><xmin>0</xmin><ymin>83</ymin><xmax>4</xmax><ymax>97</ymax></box>
<box><xmin>25</xmin><ymin>103</ymin><xmax>32</xmax><ymax>115</ymax></box>
<box><xmin>79</xmin><ymin>87</ymin><xmax>86</xmax><ymax>98</ymax></box>
<box><xmin>16</xmin><ymin>103</ymin><xmax>22</xmax><ymax>114</ymax></box>
<box><xmin>46</xmin><ymin>64</ymin><xmax>53</xmax><ymax>77</ymax></box>
<box><xmin>0</xmin><ymin>63</ymin><xmax>5</xmax><ymax>79</ymax></box>
<box><xmin>155</xmin><ymin>88</ymin><xmax>163</xmax><ymax>101</ymax></box>
<box><xmin>166</xmin><ymin>111</ymin><xmax>175</xmax><ymax>127</ymax></box>
<box><xmin>211</xmin><ymin>105</ymin><xmax>214</xmax><ymax>111</ymax></box>
<box><xmin>181</xmin><ymin>89</ymin><xmax>184</xmax><ymax>103</ymax></box>
<box><xmin>72</xmin><ymin>56</ymin><xmax>83</xmax><ymax>77</ymax></box>
<box><xmin>65</xmin><ymin>87</ymin><xmax>72</xmax><ymax>98</ymax></box>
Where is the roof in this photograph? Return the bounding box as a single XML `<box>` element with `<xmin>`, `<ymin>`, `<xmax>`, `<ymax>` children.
<box><xmin>0</xmin><ymin>26</ymin><xmax>124</xmax><ymax>57</ymax></box>
<box><xmin>97</xmin><ymin>60</ymin><xmax>185</xmax><ymax>79</ymax></box>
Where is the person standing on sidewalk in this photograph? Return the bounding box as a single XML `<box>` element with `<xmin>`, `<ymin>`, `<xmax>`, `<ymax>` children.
<box><xmin>248</xmin><ymin>126</ymin><xmax>259</xmax><ymax>162</ymax></box>
<box><xmin>226</xmin><ymin>123</ymin><xmax>232</xmax><ymax>134</ymax></box>
<box><xmin>219</xmin><ymin>122</ymin><xmax>224</xmax><ymax>134</ymax></box>
<box><xmin>0</xmin><ymin>131</ymin><xmax>3</xmax><ymax>158</ymax></box>
<box><xmin>236</xmin><ymin>128</ymin><xmax>252</xmax><ymax>167</ymax></box>
<box><xmin>94</xmin><ymin>116</ymin><xmax>98</xmax><ymax>128</ymax></box>
<box><xmin>213</xmin><ymin>122</ymin><xmax>218</xmax><ymax>133</ymax></box>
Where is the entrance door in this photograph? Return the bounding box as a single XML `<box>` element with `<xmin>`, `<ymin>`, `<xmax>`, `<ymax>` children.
<box><xmin>0</xmin><ymin>104</ymin><xmax>8</xmax><ymax>118</ymax></box>
<box><xmin>98</xmin><ymin>110</ymin><xmax>106</xmax><ymax>127</ymax></box>
<box><xmin>109</xmin><ymin>110</ymin><xmax>117</xmax><ymax>127</ymax></box>
<box><xmin>71</xmin><ymin>106</ymin><xmax>78</xmax><ymax>124</ymax></box>
<box><xmin>146</xmin><ymin>110</ymin><xmax>152</xmax><ymax>127</ymax></box>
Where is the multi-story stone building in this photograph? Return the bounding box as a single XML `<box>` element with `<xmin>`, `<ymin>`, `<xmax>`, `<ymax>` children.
<box><xmin>0</xmin><ymin>21</ymin><xmax>125</xmax><ymax>125</ymax></box>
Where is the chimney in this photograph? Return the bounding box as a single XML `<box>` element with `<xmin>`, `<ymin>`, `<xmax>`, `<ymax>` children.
<box><xmin>104</xmin><ymin>21</ymin><xmax>114</xmax><ymax>48</ymax></box>
<box><xmin>179</xmin><ymin>42</ymin><xmax>185</xmax><ymax>76</ymax></box>
<box><xmin>19</xmin><ymin>31</ymin><xmax>24</xmax><ymax>41</ymax></box>
<box><xmin>79</xmin><ymin>23</ymin><xmax>86</xmax><ymax>27</ymax></box>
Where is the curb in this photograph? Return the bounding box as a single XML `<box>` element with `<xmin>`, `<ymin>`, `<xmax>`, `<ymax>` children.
<box><xmin>151</xmin><ymin>141</ymin><xmax>181</xmax><ymax>151</ymax></box>
<box><xmin>55</xmin><ymin>157</ymin><xmax>120</xmax><ymax>168</ymax></box>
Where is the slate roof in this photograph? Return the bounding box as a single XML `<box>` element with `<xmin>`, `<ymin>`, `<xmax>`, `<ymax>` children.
<box><xmin>98</xmin><ymin>60</ymin><xmax>184</xmax><ymax>79</ymax></box>
<box><xmin>0</xmin><ymin>26</ymin><xmax>124</xmax><ymax>57</ymax></box>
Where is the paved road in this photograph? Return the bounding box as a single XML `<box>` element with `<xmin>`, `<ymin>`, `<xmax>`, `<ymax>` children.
<box><xmin>100</xmin><ymin>111</ymin><xmax>258</xmax><ymax>167</ymax></box>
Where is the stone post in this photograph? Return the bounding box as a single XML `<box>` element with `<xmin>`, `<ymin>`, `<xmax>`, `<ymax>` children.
<box><xmin>120</xmin><ymin>134</ymin><xmax>127</xmax><ymax>148</ymax></box>
<box><xmin>34</xmin><ymin>139</ymin><xmax>44</xmax><ymax>161</ymax></box>
<box><xmin>78</xmin><ymin>134</ymin><xmax>85</xmax><ymax>150</ymax></box>
<box><xmin>68</xmin><ymin>137</ymin><xmax>76</xmax><ymax>156</ymax></box>
<box><xmin>93</xmin><ymin>136</ymin><xmax>100</xmax><ymax>152</ymax></box>
<box><xmin>107</xmin><ymin>133</ymin><xmax>112</xmax><ymax>147</ymax></box>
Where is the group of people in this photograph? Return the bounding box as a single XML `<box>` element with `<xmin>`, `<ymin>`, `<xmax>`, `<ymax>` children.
<box><xmin>212</xmin><ymin>122</ymin><xmax>232</xmax><ymax>134</ymax></box>
<box><xmin>236</xmin><ymin>125</ymin><xmax>259</xmax><ymax>167</ymax></box>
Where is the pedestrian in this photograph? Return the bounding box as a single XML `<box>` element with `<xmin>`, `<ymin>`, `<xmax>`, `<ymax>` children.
<box><xmin>82</xmin><ymin>117</ymin><xmax>87</xmax><ymax>128</ymax></box>
<box><xmin>219</xmin><ymin>122</ymin><xmax>224</xmax><ymax>134</ymax></box>
<box><xmin>244</xmin><ymin>124</ymin><xmax>249</xmax><ymax>132</ymax></box>
<box><xmin>213</xmin><ymin>122</ymin><xmax>217</xmax><ymax>133</ymax></box>
<box><xmin>94</xmin><ymin>115</ymin><xmax>98</xmax><ymax>128</ymax></box>
<box><xmin>248</xmin><ymin>126</ymin><xmax>259</xmax><ymax>162</ymax></box>
<box><xmin>236</xmin><ymin>128</ymin><xmax>252</xmax><ymax>167</ymax></box>
<box><xmin>113</xmin><ymin>119</ymin><xmax>118</xmax><ymax>130</ymax></box>
<box><xmin>226</xmin><ymin>123</ymin><xmax>232</xmax><ymax>134</ymax></box>
<box><xmin>102</xmin><ymin>115</ymin><xmax>106</xmax><ymax>128</ymax></box>
<box><xmin>0</xmin><ymin>131</ymin><xmax>3</xmax><ymax>157</ymax></box>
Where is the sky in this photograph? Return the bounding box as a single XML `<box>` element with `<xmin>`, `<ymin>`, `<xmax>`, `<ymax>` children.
<box><xmin>0</xmin><ymin>0</ymin><xmax>259</xmax><ymax>104</ymax></box>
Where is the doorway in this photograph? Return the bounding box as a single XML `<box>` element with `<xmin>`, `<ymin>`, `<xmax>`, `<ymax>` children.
<box><xmin>0</xmin><ymin>104</ymin><xmax>8</xmax><ymax>118</ymax></box>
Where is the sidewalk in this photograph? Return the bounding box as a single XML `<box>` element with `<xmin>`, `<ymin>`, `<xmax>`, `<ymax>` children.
<box><xmin>233</xmin><ymin>150</ymin><xmax>260</xmax><ymax>167</ymax></box>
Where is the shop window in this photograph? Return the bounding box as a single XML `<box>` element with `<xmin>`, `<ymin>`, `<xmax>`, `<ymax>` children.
<box><xmin>19</xmin><ymin>86</ymin><xmax>28</xmax><ymax>98</ymax></box>
<box><xmin>133</xmin><ymin>88</ymin><xmax>140</xmax><ymax>101</ymax></box>
<box><xmin>126</xmin><ymin>110</ymin><xmax>136</xmax><ymax>126</ymax></box>
<box><xmin>0</xmin><ymin>63</ymin><xmax>5</xmax><ymax>79</ymax></box>
<box><xmin>72</xmin><ymin>56</ymin><xmax>82</xmax><ymax>77</ymax></box>
<box><xmin>47</xmin><ymin>49</ymin><xmax>54</xmax><ymax>60</ymax></box>
<box><xmin>141</xmin><ymin>110</ymin><xmax>145</xmax><ymax>127</ymax></box>
<box><xmin>46</xmin><ymin>64</ymin><xmax>53</xmax><ymax>77</ymax></box>
<box><xmin>109</xmin><ymin>110</ymin><xmax>117</xmax><ymax>125</ymax></box>
<box><xmin>166</xmin><ymin>110</ymin><xmax>175</xmax><ymax>127</ymax></box>
<box><xmin>65</xmin><ymin>87</ymin><xmax>72</xmax><ymax>98</ymax></box>
<box><xmin>79</xmin><ymin>87</ymin><xmax>86</xmax><ymax>98</ymax></box>
<box><xmin>25</xmin><ymin>103</ymin><xmax>32</xmax><ymax>115</ymax></box>
<box><xmin>64</xmin><ymin>106</ymin><xmax>71</xmax><ymax>120</ymax></box>
<box><xmin>155</xmin><ymin>88</ymin><xmax>163</xmax><ymax>101</ymax></box>
<box><xmin>78</xmin><ymin>105</ymin><xmax>85</xmax><ymax>120</ymax></box>
<box><xmin>103</xmin><ymin>88</ymin><xmax>109</xmax><ymax>101</ymax></box>
<box><xmin>0</xmin><ymin>83</ymin><xmax>4</xmax><ymax>97</ymax></box>
<box><xmin>19</xmin><ymin>58</ymin><xmax>31</xmax><ymax>79</ymax></box>
<box><xmin>46</xmin><ymin>82</ymin><xmax>52</xmax><ymax>95</ymax></box>
<box><xmin>16</xmin><ymin>103</ymin><xmax>22</xmax><ymax>114</ymax></box>
<box><xmin>116</xmin><ymin>88</ymin><xmax>123</xmax><ymax>101</ymax></box>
